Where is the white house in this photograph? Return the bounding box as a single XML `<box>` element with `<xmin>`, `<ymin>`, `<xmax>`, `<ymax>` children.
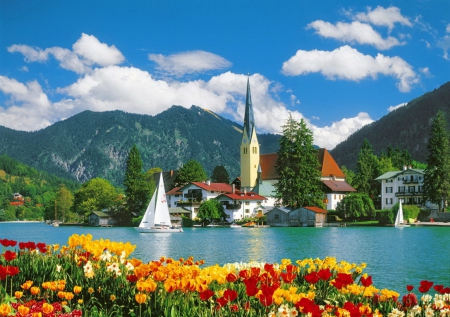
<box><xmin>215</xmin><ymin>191</ymin><xmax>267</xmax><ymax>222</ymax></box>
<box><xmin>375</xmin><ymin>166</ymin><xmax>437</xmax><ymax>210</ymax></box>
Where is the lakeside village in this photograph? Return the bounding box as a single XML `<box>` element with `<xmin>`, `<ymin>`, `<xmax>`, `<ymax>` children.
<box><xmin>5</xmin><ymin>79</ymin><xmax>449</xmax><ymax>229</ymax></box>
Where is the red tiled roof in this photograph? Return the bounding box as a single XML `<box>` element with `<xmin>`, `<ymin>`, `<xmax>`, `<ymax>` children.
<box><xmin>260</xmin><ymin>148</ymin><xmax>345</xmax><ymax>180</ymax></box>
<box><xmin>188</xmin><ymin>182</ymin><xmax>233</xmax><ymax>193</ymax></box>
<box><xmin>166</xmin><ymin>187</ymin><xmax>182</xmax><ymax>195</ymax></box>
<box><xmin>218</xmin><ymin>192</ymin><xmax>267</xmax><ymax>201</ymax></box>
<box><xmin>322</xmin><ymin>180</ymin><xmax>356</xmax><ymax>192</ymax></box>
<box><xmin>304</xmin><ymin>206</ymin><xmax>327</xmax><ymax>213</ymax></box>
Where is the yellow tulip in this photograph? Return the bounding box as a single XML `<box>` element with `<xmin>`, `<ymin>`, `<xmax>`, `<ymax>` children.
<box><xmin>42</xmin><ymin>303</ymin><xmax>54</xmax><ymax>314</ymax></box>
<box><xmin>73</xmin><ymin>285</ymin><xmax>82</xmax><ymax>294</ymax></box>
<box><xmin>0</xmin><ymin>304</ymin><xmax>12</xmax><ymax>316</ymax></box>
<box><xmin>135</xmin><ymin>292</ymin><xmax>147</xmax><ymax>304</ymax></box>
<box><xmin>17</xmin><ymin>305</ymin><xmax>30</xmax><ymax>316</ymax></box>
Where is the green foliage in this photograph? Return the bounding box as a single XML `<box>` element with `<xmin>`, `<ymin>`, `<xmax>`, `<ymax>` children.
<box><xmin>340</xmin><ymin>166</ymin><xmax>355</xmax><ymax>186</ymax></box>
<box><xmin>275</xmin><ymin>116</ymin><xmax>324</xmax><ymax>208</ymax></box>
<box><xmin>123</xmin><ymin>145</ymin><xmax>152</xmax><ymax>224</ymax></box>
<box><xmin>376</xmin><ymin>209</ymin><xmax>394</xmax><ymax>225</ymax></box>
<box><xmin>353</xmin><ymin>139</ymin><xmax>380</xmax><ymax>201</ymax></box>
<box><xmin>423</xmin><ymin>110</ymin><xmax>450</xmax><ymax>212</ymax></box>
<box><xmin>331</xmin><ymin>81</ymin><xmax>450</xmax><ymax>170</ymax></box>
<box><xmin>210</xmin><ymin>165</ymin><xmax>230</xmax><ymax>184</ymax></box>
<box><xmin>72</xmin><ymin>178</ymin><xmax>121</xmax><ymax>217</ymax></box>
<box><xmin>174</xmin><ymin>159</ymin><xmax>207</xmax><ymax>186</ymax></box>
<box><xmin>391</xmin><ymin>202</ymin><xmax>420</xmax><ymax>223</ymax></box>
<box><xmin>196</xmin><ymin>200</ymin><xmax>225</xmax><ymax>223</ymax></box>
<box><xmin>336</xmin><ymin>193</ymin><xmax>375</xmax><ymax>219</ymax></box>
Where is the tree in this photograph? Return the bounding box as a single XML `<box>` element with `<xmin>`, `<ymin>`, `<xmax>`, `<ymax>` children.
<box><xmin>341</xmin><ymin>166</ymin><xmax>355</xmax><ymax>186</ymax></box>
<box><xmin>55</xmin><ymin>185</ymin><xmax>74</xmax><ymax>223</ymax></box>
<box><xmin>353</xmin><ymin>139</ymin><xmax>380</xmax><ymax>205</ymax></box>
<box><xmin>423</xmin><ymin>111</ymin><xmax>450</xmax><ymax>212</ymax></box>
<box><xmin>196</xmin><ymin>200</ymin><xmax>225</xmax><ymax>226</ymax></box>
<box><xmin>73</xmin><ymin>178</ymin><xmax>120</xmax><ymax>218</ymax></box>
<box><xmin>335</xmin><ymin>193</ymin><xmax>375</xmax><ymax>219</ymax></box>
<box><xmin>274</xmin><ymin>115</ymin><xmax>324</xmax><ymax>208</ymax></box>
<box><xmin>174</xmin><ymin>160</ymin><xmax>207</xmax><ymax>186</ymax></box>
<box><xmin>124</xmin><ymin>145</ymin><xmax>152</xmax><ymax>224</ymax></box>
<box><xmin>211</xmin><ymin>165</ymin><xmax>230</xmax><ymax>184</ymax></box>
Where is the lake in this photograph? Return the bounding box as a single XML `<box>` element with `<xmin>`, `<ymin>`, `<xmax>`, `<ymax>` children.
<box><xmin>1</xmin><ymin>222</ymin><xmax>449</xmax><ymax>294</ymax></box>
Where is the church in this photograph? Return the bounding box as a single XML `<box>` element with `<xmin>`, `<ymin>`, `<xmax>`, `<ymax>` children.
<box><xmin>239</xmin><ymin>77</ymin><xmax>355</xmax><ymax>210</ymax></box>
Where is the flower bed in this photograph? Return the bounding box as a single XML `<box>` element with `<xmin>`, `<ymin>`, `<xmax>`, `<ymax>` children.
<box><xmin>1</xmin><ymin>234</ymin><xmax>449</xmax><ymax>316</ymax></box>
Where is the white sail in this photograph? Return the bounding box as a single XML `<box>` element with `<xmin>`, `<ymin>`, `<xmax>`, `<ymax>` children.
<box><xmin>395</xmin><ymin>200</ymin><xmax>410</xmax><ymax>227</ymax></box>
<box><xmin>139</xmin><ymin>185</ymin><xmax>156</xmax><ymax>227</ymax></box>
<box><xmin>135</xmin><ymin>172</ymin><xmax>182</xmax><ymax>233</ymax></box>
<box><xmin>152</xmin><ymin>173</ymin><xmax>172</xmax><ymax>227</ymax></box>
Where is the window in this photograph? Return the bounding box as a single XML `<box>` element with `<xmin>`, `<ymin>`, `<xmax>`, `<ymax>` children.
<box><xmin>398</xmin><ymin>186</ymin><xmax>405</xmax><ymax>193</ymax></box>
<box><xmin>245</xmin><ymin>209</ymin><xmax>250</xmax><ymax>214</ymax></box>
<box><xmin>386</xmin><ymin>187</ymin><xmax>393</xmax><ymax>193</ymax></box>
<box><xmin>408</xmin><ymin>186</ymin><xmax>415</xmax><ymax>193</ymax></box>
<box><xmin>386</xmin><ymin>179</ymin><xmax>393</xmax><ymax>183</ymax></box>
<box><xmin>274</xmin><ymin>214</ymin><xmax>279</xmax><ymax>220</ymax></box>
<box><xmin>245</xmin><ymin>201</ymin><xmax>250</xmax><ymax>205</ymax></box>
<box><xmin>386</xmin><ymin>198</ymin><xmax>393</xmax><ymax>205</ymax></box>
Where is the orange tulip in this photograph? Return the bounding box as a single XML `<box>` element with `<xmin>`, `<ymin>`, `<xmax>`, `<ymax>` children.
<box><xmin>17</xmin><ymin>305</ymin><xmax>30</xmax><ymax>316</ymax></box>
<box><xmin>21</xmin><ymin>280</ymin><xmax>33</xmax><ymax>290</ymax></box>
<box><xmin>0</xmin><ymin>304</ymin><xmax>12</xmax><ymax>316</ymax></box>
<box><xmin>30</xmin><ymin>286</ymin><xmax>40</xmax><ymax>296</ymax></box>
<box><xmin>14</xmin><ymin>291</ymin><xmax>23</xmax><ymax>299</ymax></box>
<box><xmin>42</xmin><ymin>303</ymin><xmax>54</xmax><ymax>314</ymax></box>
<box><xmin>135</xmin><ymin>293</ymin><xmax>147</xmax><ymax>304</ymax></box>
<box><xmin>73</xmin><ymin>285</ymin><xmax>82</xmax><ymax>294</ymax></box>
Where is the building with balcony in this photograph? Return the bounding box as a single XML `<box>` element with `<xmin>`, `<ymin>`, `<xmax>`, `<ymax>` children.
<box><xmin>375</xmin><ymin>166</ymin><xmax>437</xmax><ymax>210</ymax></box>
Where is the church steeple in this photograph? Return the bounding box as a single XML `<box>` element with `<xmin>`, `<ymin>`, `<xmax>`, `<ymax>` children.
<box><xmin>243</xmin><ymin>76</ymin><xmax>255</xmax><ymax>140</ymax></box>
<box><xmin>240</xmin><ymin>76</ymin><xmax>260</xmax><ymax>191</ymax></box>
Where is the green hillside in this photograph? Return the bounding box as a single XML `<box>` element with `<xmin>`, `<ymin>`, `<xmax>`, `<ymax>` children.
<box><xmin>0</xmin><ymin>106</ymin><xmax>281</xmax><ymax>187</ymax></box>
<box><xmin>331</xmin><ymin>81</ymin><xmax>450</xmax><ymax>170</ymax></box>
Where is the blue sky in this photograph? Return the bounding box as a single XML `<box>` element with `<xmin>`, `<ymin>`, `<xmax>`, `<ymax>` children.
<box><xmin>1</xmin><ymin>0</ymin><xmax>449</xmax><ymax>149</ymax></box>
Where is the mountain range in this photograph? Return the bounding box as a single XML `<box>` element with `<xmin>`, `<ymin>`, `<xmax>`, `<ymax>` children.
<box><xmin>1</xmin><ymin>81</ymin><xmax>449</xmax><ymax>187</ymax></box>
<box><xmin>0</xmin><ymin>106</ymin><xmax>280</xmax><ymax>187</ymax></box>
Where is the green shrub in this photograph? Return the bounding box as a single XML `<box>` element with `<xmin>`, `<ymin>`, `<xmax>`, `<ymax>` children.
<box><xmin>376</xmin><ymin>209</ymin><xmax>394</xmax><ymax>225</ymax></box>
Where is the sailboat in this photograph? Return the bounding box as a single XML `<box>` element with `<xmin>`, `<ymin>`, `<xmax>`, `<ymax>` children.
<box><xmin>394</xmin><ymin>200</ymin><xmax>410</xmax><ymax>228</ymax></box>
<box><xmin>134</xmin><ymin>173</ymin><xmax>183</xmax><ymax>233</ymax></box>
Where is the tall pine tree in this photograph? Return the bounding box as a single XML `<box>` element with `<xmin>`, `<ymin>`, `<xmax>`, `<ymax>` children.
<box><xmin>124</xmin><ymin>145</ymin><xmax>152</xmax><ymax>224</ymax></box>
<box><xmin>353</xmin><ymin>139</ymin><xmax>380</xmax><ymax>205</ymax></box>
<box><xmin>423</xmin><ymin>111</ymin><xmax>450</xmax><ymax>212</ymax></box>
<box><xmin>274</xmin><ymin>115</ymin><xmax>324</xmax><ymax>208</ymax></box>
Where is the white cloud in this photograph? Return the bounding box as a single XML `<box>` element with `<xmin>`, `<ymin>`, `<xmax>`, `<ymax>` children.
<box><xmin>437</xmin><ymin>35</ymin><xmax>450</xmax><ymax>60</ymax></box>
<box><xmin>281</xmin><ymin>45</ymin><xmax>418</xmax><ymax>92</ymax></box>
<box><xmin>419</xmin><ymin>67</ymin><xmax>432</xmax><ymax>78</ymax></box>
<box><xmin>310</xmin><ymin>112</ymin><xmax>374</xmax><ymax>150</ymax></box>
<box><xmin>72</xmin><ymin>33</ymin><xmax>125</xmax><ymax>67</ymax></box>
<box><xmin>447</xmin><ymin>24</ymin><xmax>450</xmax><ymax>33</ymax></box>
<box><xmin>149</xmin><ymin>50</ymin><xmax>231</xmax><ymax>77</ymax></box>
<box><xmin>307</xmin><ymin>20</ymin><xmax>403</xmax><ymax>50</ymax></box>
<box><xmin>355</xmin><ymin>6</ymin><xmax>412</xmax><ymax>31</ymax></box>
<box><xmin>0</xmin><ymin>76</ymin><xmax>53</xmax><ymax>131</ymax></box>
<box><xmin>7</xmin><ymin>34</ymin><xmax>124</xmax><ymax>74</ymax></box>
<box><xmin>388</xmin><ymin>102</ymin><xmax>407</xmax><ymax>112</ymax></box>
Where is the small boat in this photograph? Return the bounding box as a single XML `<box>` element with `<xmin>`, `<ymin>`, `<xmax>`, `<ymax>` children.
<box><xmin>229</xmin><ymin>223</ymin><xmax>242</xmax><ymax>228</ymax></box>
<box><xmin>394</xmin><ymin>201</ymin><xmax>410</xmax><ymax>228</ymax></box>
<box><xmin>134</xmin><ymin>173</ymin><xmax>183</xmax><ymax>233</ymax></box>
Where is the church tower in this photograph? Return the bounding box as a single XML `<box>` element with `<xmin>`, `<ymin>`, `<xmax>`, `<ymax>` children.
<box><xmin>240</xmin><ymin>77</ymin><xmax>260</xmax><ymax>191</ymax></box>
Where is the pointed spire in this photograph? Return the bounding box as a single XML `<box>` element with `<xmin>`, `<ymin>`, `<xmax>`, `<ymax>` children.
<box><xmin>243</xmin><ymin>75</ymin><xmax>255</xmax><ymax>139</ymax></box>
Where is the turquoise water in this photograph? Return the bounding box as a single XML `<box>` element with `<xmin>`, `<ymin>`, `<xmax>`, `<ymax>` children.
<box><xmin>1</xmin><ymin>222</ymin><xmax>449</xmax><ymax>294</ymax></box>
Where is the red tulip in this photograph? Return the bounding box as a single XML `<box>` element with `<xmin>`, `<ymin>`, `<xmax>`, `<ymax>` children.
<box><xmin>402</xmin><ymin>293</ymin><xmax>418</xmax><ymax>308</ymax></box>
<box><xmin>360</xmin><ymin>275</ymin><xmax>373</xmax><ymax>287</ymax></box>
<box><xmin>318</xmin><ymin>268</ymin><xmax>332</xmax><ymax>281</ymax></box>
<box><xmin>223</xmin><ymin>289</ymin><xmax>238</xmax><ymax>302</ymax></box>
<box><xmin>216</xmin><ymin>296</ymin><xmax>228</xmax><ymax>308</ymax></box>
<box><xmin>2</xmin><ymin>250</ymin><xmax>16</xmax><ymax>261</ymax></box>
<box><xmin>418</xmin><ymin>280</ymin><xmax>433</xmax><ymax>293</ymax></box>
<box><xmin>406</xmin><ymin>285</ymin><xmax>414</xmax><ymax>292</ymax></box>
<box><xmin>199</xmin><ymin>289</ymin><xmax>214</xmax><ymax>301</ymax></box>
<box><xmin>305</xmin><ymin>272</ymin><xmax>320</xmax><ymax>284</ymax></box>
<box><xmin>126</xmin><ymin>275</ymin><xmax>138</xmax><ymax>283</ymax></box>
<box><xmin>226</xmin><ymin>272</ymin><xmax>238</xmax><ymax>283</ymax></box>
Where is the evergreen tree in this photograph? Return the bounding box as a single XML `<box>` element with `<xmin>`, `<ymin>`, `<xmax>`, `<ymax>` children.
<box><xmin>174</xmin><ymin>160</ymin><xmax>207</xmax><ymax>186</ymax></box>
<box><xmin>56</xmin><ymin>184</ymin><xmax>74</xmax><ymax>223</ymax></box>
<box><xmin>423</xmin><ymin>111</ymin><xmax>450</xmax><ymax>212</ymax></box>
<box><xmin>211</xmin><ymin>165</ymin><xmax>230</xmax><ymax>184</ymax></box>
<box><xmin>353</xmin><ymin>139</ymin><xmax>380</xmax><ymax>205</ymax></box>
<box><xmin>123</xmin><ymin>145</ymin><xmax>152</xmax><ymax>224</ymax></box>
<box><xmin>274</xmin><ymin>116</ymin><xmax>324</xmax><ymax>208</ymax></box>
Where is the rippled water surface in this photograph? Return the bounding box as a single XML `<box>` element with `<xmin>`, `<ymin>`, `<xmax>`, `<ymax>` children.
<box><xmin>1</xmin><ymin>222</ymin><xmax>449</xmax><ymax>293</ymax></box>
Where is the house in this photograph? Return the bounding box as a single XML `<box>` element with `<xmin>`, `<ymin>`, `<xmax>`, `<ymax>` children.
<box><xmin>87</xmin><ymin>211</ymin><xmax>119</xmax><ymax>227</ymax></box>
<box><xmin>265</xmin><ymin>207</ymin><xmax>291</xmax><ymax>227</ymax></box>
<box><xmin>215</xmin><ymin>191</ymin><xmax>267</xmax><ymax>222</ymax></box>
<box><xmin>375</xmin><ymin>166</ymin><xmax>438</xmax><ymax>210</ymax></box>
<box><xmin>265</xmin><ymin>206</ymin><xmax>327</xmax><ymax>227</ymax></box>
<box><xmin>288</xmin><ymin>206</ymin><xmax>327</xmax><ymax>227</ymax></box>
<box><xmin>240</xmin><ymin>77</ymin><xmax>355</xmax><ymax>210</ymax></box>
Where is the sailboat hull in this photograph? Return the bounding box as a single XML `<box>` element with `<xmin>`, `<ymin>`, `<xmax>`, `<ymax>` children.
<box><xmin>134</xmin><ymin>227</ymin><xmax>183</xmax><ymax>233</ymax></box>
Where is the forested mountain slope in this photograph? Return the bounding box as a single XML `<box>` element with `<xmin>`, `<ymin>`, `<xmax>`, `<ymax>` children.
<box><xmin>0</xmin><ymin>106</ymin><xmax>280</xmax><ymax>186</ymax></box>
<box><xmin>331</xmin><ymin>81</ymin><xmax>450</xmax><ymax>170</ymax></box>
